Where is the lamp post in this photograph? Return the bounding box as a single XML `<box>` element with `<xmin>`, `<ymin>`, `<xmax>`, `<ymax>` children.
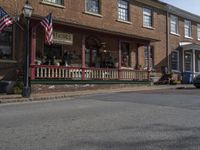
<box><xmin>22</xmin><ymin>0</ymin><xmax>33</xmax><ymax>97</ymax></box>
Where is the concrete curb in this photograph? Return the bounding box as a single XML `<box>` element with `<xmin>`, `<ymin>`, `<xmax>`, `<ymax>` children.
<box><xmin>0</xmin><ymin>85</ymin><xmax>194</xmax><ymax>104</ymax></box>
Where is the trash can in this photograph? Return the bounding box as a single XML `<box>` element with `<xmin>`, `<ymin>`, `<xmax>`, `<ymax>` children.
<box><xmin>182</xmin><ymin>72</ymin><xmax>193</xmax><ymax>84</ymax></box>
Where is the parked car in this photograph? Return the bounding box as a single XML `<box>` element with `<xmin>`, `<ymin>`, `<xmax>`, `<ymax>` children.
<box><xmin>193</xmin><ymin>74</ymin><xmax>200</xmax><ymax>88</ymax></box>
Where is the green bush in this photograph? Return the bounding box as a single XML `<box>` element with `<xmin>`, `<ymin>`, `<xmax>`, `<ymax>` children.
<box><xmin>13</xmin><ymin>81</ymin><xmax>23</xmax><ymax>94</ymax></box>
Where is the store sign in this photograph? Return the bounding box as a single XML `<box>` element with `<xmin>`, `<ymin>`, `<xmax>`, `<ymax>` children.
<box><xmin>53</xmin><ymin>31</ymin><xmax>73</xmax><ymax>45</ymax></box>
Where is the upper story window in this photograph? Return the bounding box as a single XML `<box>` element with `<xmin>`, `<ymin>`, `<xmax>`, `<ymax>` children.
<box><xmin>184</xmin><ymin>19</ymin><xmax>192</xmax><ymax>38</ymax></box>
<box><xmin>86</xmin><ymin>0</ymin><xmax>101</xmax><ymax>14</ymax></box>
<box><xmin>197</xmin><ymin>24</ymin><xmax>200</xmax><ymax>40</ymax></box>
<box><xmin>0</xmin><ymin>27</ymin><xmax>13</xmax><ymax>60</ymax></box>
<box><xmin>143</xmin><ymin>8</ymin><xmax>153</xmax><ymax>28</ymax></box>
<box><xmin>170</xmin><ymin>15</ymin><xmax>179</xmax><ymax>34</ymax></box>
<box><xmin>42</xmin><ymin>0</ymin><xmax>64</xmax><ymax>5</ymax></box>
<box><xmin>171</xmin><ymin>50</ymin><xmax>179</xmax><ymax>71</ymax></box>
<box><xmin>118</xmin><ymin>0</ymin><xmax>129</xmax><ymax>21</ymax></box>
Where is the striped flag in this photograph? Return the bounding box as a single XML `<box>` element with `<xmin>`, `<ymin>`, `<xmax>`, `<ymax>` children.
<box><xmin>0</xmin><ymin>7</ymin><xmax>14</xmax><ymax>33</ymax></box>
<box><xmin>40</xmin><ymin>13</ymin><xmax>53</xmax><ymax>45</ymax></box>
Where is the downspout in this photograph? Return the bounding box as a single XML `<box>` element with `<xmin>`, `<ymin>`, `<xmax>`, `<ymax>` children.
<box><xmin>166</xmin><ymin>7</ymin><xmax>170</xmax><ymax>73</ymax></box>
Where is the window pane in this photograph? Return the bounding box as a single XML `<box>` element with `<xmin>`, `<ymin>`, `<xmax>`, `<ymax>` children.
<box><xmin>86</xmin><ymin>0</ymin><xmax>100</xmax><ymax>14</ymax></box>
<box><xmin>0</xmin><ymin>27</ymin><xmax>13</xmax><ymax>60</ymax></box>
<box><xmin>43</xmin><ymin>0</ymin><xmax>63</xmax><ymax>5</ymax></box>
<box><xmin>170</xmin><ymin>15</ymin><xmax>178</xmax><ymax>34</ymax></box>
<box><xmin>118</xmin><ymin>0</ymin><xmax>129</xmax><ymax>21</ymax></box>
<box><xmin>197</xmin><ymin>24</ymin><xmax>200</xmax><ymax>39</ymax></box>
<box><xmin>143</xmin><ymin>8</ymin><xmax>152</xmax><ymax>27</ymax></box>
<box><xmin>171</xmin><ymin>51</ymin><xmax>178</xmax><ymax>70</ymax></box>
<box><xmin>184</xmin><ymin>20</ymin><xmax>191</xmax><ymax>37</ymax></box>
<box><xmin>144</xmin><ymin>46</ymin><xmax>154</xmax><ymax>68</ymax></box>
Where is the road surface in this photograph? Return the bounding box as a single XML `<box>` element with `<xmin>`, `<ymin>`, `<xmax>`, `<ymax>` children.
<box><xmin>0</xmin><ymin>88</ymin><xmax>200</xmax><ymax>150</ymax></box>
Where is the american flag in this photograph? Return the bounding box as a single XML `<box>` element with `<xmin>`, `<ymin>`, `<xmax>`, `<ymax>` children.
<box><xmin>0</xmin><ymin>7</ymin><xmax>14</xmax><ymax>33</ymax></box>
<box><xmin>40</xmin><ymin>13</ymin><xmax>53</xmax><ymax>45</ymax></box>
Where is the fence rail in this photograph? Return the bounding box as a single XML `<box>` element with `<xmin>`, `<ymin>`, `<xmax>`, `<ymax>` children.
<box><xmin>31</xmin><ymin>65</ymin><xmax>149</xmax><ymax>81</ymax></box>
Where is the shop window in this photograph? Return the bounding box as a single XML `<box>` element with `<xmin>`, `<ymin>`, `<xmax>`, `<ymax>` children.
<box><xmin>42</xmin><ymin>44</ymin><xmax>62</xmax><ymax>65</ymax></box>
<box><xmin>171</xmin><ymin>50</ymin><xmax>179</xmax><ymax>71</ymax></box>
<box><xmin>85</xmin><ymin>0</ymin><xmax>101</xmax><ymax>14</ymax></box>
<box><xmin>144</xmin><ymin>46</ymin><xmax>154</xmax><ymax>69</ymax></box>
<box><xmin>42</xmin><ymin>0</ymin><xmax>64</xmax><ymax>5</ymax></box>
<box><xmin>118</xmin><ymin>0</ymin><xmax>129</xmax><ymax>21</ymax></box>
<box><xmin>0</xmin><ymin>27</ymin><xmax>13</xmax><ymax>60</ymax></box>
<box><xmin>85</xmin><ymin>36</ymin><xmax>101</xmax><ymax>67</ymax></box>
<box><xmin>121</xmin><ymin>42</ymin><xmax>130</xmax><ymax>67</ymax></box>
<box><xmin>143</xmin><ymin>8</ymin><xmax>153</xmax><ymax>28</ymax></box>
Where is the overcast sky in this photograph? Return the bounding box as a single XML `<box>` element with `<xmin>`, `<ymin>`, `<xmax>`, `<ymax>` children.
<box><xmin>161</xmin><ymin>0</ymin><xmax>200</xmax><ymax>16</ymax></box>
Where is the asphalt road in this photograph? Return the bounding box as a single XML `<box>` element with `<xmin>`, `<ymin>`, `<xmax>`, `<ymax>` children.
<box><xmin>1</xmin><ymin>88</ymin><xmax>200</xmax><ymax>150</ymax></box>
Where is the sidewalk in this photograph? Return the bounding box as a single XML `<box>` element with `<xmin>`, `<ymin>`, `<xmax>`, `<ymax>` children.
<box><xmin>0</xmin><ymin>84</ymin><xmax>194</xmax><ymax>104</ymax></box>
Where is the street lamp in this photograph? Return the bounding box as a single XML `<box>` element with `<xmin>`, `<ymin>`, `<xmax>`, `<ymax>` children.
<box><xmin>22</xmin><ymin>0</ymin><xmax>33</xmax><ymax>97</ymax></box>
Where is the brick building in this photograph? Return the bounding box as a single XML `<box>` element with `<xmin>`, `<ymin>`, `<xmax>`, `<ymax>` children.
<box><xmin>166</xmin><ymin>5</ymin><xmax>200</xmax><ymax>83</ymax></box>
<box><xmin>0</xmin><ymin>0</ymin><xmax>199</xmax><ymax>83</ymax></box>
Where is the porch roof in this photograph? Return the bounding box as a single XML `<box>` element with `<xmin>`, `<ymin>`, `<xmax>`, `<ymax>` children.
<box><xmin>181</xmin><ymin>43</ymin><xmax>200</xmax><ymax>51</ymax></box>
<box><xmin>32</xmin><ymin>16</ymin><xmax>160</xmax><ymax>43</ymax></box>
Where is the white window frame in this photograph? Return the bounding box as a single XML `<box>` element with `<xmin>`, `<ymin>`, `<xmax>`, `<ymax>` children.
<box><xmin>171</xmin><ymin>50</ymin><xmax>179</xmax><ymax>71</ymax></box>
<box><xmin>184</xmin><ymin>19</ymin><xmax>192</xmax><ymax>38</ymax></box>
<box><xmin>85</xmin><ymin>0</ymin><xmax>101</xmax><ymax>15</ymax></box>
<box><xmin>143</xmin><ymin>8</ymin><xmax>153</xmax><ymax>28</ymax></box>
<box><xmin>170</xmin><ymin>15</ymin><xmax>179</xmax><ymax>35</ymax></box>
<box><xmin>42</xmin><ymin>0</ymin><xmax>64</xmax><ymax>6</ymax></box>
<box><xmin>118</xmin><ymin>0</ymin><xmax>129</xmax><ymax>21</ymax></box>
<box><xmin>197</xmin><ymin>24</ymin><xmax>200</xmax><ymax>40</ymax></box>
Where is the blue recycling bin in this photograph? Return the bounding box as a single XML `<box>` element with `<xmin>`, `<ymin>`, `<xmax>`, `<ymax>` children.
<box><xmin>182</xmin><ymin>72</ymin><xmax>193</xmax><ymax>84</ymax></box>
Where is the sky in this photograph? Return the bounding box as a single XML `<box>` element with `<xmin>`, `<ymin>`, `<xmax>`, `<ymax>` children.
<box><xmin>160</xmin><ymin>0</ymin><xmax>200</xmax><ymax>16</ymax></box>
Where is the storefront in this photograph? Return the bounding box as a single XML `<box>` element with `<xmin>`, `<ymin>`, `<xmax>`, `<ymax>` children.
<box><xmin>28</xmin><ymin>20</ymin><xmax>156</xmax><ymax>81</ymax></box>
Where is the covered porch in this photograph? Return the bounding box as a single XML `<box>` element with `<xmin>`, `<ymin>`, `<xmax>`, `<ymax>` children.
<box><xmin>181</xmin><ymin>44</ymin><xmax>200</xmax><ymax>83</ymax></box>
<box><xmin>29</xmin><ymin>20</ymin><xmax>158</xmax><ymax>81</ymax></box>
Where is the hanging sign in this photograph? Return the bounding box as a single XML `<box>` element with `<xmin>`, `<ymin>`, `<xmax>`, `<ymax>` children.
<box><xmin>53</xmin><ymin>31</ymin><xmax>73</xmax><ymax>45</ymax></box>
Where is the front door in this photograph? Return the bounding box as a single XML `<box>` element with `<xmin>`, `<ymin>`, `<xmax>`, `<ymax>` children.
<box><xmin>184</xmin><ymin>51</ymin><xmax>192</xmax><ymax>72</ymax></box>
<box><xmin>195</xmin><ymin>51</ymin><xmax>200</xmax><ymax>72</ymax></box>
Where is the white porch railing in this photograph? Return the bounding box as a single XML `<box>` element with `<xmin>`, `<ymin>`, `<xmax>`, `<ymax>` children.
<box><xmin>31</xmin><ymin>65</ymin><xmax>149</xmax><ymax>80</ymax></box>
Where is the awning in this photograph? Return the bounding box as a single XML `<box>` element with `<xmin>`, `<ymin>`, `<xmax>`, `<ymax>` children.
<box><xmin>181</xmin><ymin>43</ymin><xmax>200</xmax><ymax>51</ymax></box>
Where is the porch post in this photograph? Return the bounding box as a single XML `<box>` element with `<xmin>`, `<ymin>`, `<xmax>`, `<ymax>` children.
<box><xmin>30</xmin><ymin>27</ymin><xmax>36</xmax><ymax>80</ymax></box>
<box><xmin>136</xmin><ymin>44</ymin><xmax>139</xmax><ymax>70</ymax></box>
<box><xmin>147</xmin><ymin>44</ymin><xmax>151</xmax><ymax>80</ymax></box>
<box><xmin>82</xmin><ymin>35</ymin><xmax>86</xmax><ymax>80</ymax></box>
<box><xmin>192</xmin><ymin>49</ymin><xmax>196</xmax><ymax>76</ymax></box>
<box><xmin>182</xmin><ymin>49</ymin><xmax>185</xmax><ymax>72</ymax></box>
<box><xmin>118</xmin><ymin>40</ymin><xmax>122</xmax><ymax>80</ymax></box>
